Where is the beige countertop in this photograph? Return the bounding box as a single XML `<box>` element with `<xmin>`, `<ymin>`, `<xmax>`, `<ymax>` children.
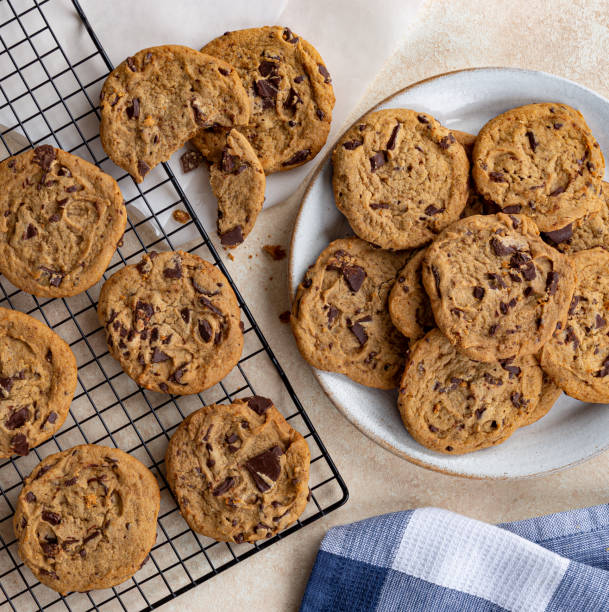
<box><xmin>162</xmin><ymin>1</ymin><xmax>609</xmax><ymax>610</ymax></box>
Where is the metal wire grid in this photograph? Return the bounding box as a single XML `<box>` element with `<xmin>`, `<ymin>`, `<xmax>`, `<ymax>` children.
<box><xmin>0</xmin><ymin>1</ymin><xmax>348</xmax><ymax>610</ymax></box>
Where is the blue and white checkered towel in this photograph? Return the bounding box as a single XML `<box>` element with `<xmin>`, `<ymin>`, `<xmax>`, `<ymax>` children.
<box><xmin>301</xmin><ymin>505</ymin><xmax>609</xmax><ymax>611</ymax></box>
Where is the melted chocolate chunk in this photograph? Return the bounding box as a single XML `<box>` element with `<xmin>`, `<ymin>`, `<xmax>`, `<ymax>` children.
<box><xmin>545</xmin><ymin>271</ymin><xmax>559</xmax><ymax>295</ymax></box>
<box><xmin>343</xmin><ymin>264</ymin><xmax>366</xmax><ymax>292</ymax></box>
<box><xmin>282</xmin><ymin>149</ymin><xmax>311</xmax><ymax>166</ymax></box>
<box><xmin>386</xmin><ymin>124</ymin><xmax>400</xmax><ymax>150</ymax></box>
<box><xmin>0</xmin><ymin>377</ymin><xmax>13</xmax><ymax>393</ymax></box>
<box><xmin>23</xmin><ymin>224</ymin><xmax>37</xmax><ymax>240</ymax></box>
<box><xmin>246</xmin><ymin>396</ymin><xmax>273</xmax><ymax>416</ymax></box>
<box><xmin>5</xmin><ymin>407</ymin><xmax>30</xmax><ymax>430</ymax></box>
<box><xmin>180</xmin><ymin>307</ymin><xmax>190</xmax><ymax>324</ymax></box>
<box><xmin>33</xmin><ymin>145</ymin><xmax>56</xmax><ymax>171</ymax></box>
<box><xmin>212</xmin><ymin>476</ymin><xmax>236</xmax><ymax>496</ymax></box>
<box><xmin>180</xmin><ymin>150</ymin><xmax>204</xmax><ymax>173</ymax></box>
<box><xmin>220</xmin><ymin>226</ymin><xmax>244</xmax><ymax>247</ymax></box>
<box><xmin>499</xmin><ymin>358</ymin><xmax>521</xmax><ymax>379</ymax></box>
<box><xmin>282</xmin><ymin>27</ymin><xmax>299</xmax><ymax>43</ymax></box>
<box><xmin>510</xmin><ymin>391</ymin><xmax>528</xmax><ymax>408</ymax></box>
<box><xmin>369</xmin><ymin>202</ymin><xmax>390</xmax><ymax>210</ymax></box>
<box><xmin>473</xmin><ymin>286</ymin><xmax>485</xmax><ymax>300</ymax></box>
<box><xmin>490</xmin><ymin>237</ymin><xmax>516</xmax><ymax>256</ymax></box>
<box><xmin>416</xmin><ymin>115</ymin><xmax>429</xmax><ymax>124</ymax></box>
<box><xmin>486</xmin><ymin>272</ymin><xmax>507</xmax><ymax>290</ymax></box>
<box><xmin>170</xmin><ymin>367</ymin><xmax>186</xmax><ymax>384</ymax></box>
<box><xmin>438</xmin><ymin>133</ymin><xmax>455</xmax><ymax>150</ymax></box>
<box><xmin>218</xmin><ymin>67</ymin><xmax>229</xmax><ymax>76</ymax></box>
<box><xmin>163</xmin><ymin>257</ymin><xmax>182</xmax><ymax>279</ymax></box>
<box><xmin>137</xmin><ymin>160</ymin><xmax>150</xmax><ymax>178</ymax></box>
<box><xmin>327</xmin><ymin>305</ymin><xmax>339</xmax><ymax>327</ymax></box>
<box><xmin>42</xmin><ymin>510</ymin><xmax>61</xmax><ymax>525</ymax></box>
<box><xmin>424</xmin><ymin>205</ymin><xmax>442</xmax><ymax>216</ymax></box>
<box><xmin>199</xmin><ymin>296</ymin><xmax>223</xmax><ymax>317</ymax></box>
<box><xmin>126</xmin><ymin>97</ymin><xmax>140</xmax><ymax>120</ymax></box>
<box><xmin>501</xmin><ymin>205</ymin><xmax>521</xmax><ymax>214</ymax></box>
<box><xmin>542</xmin><ymin>224</ymin><xmax>573</xmax><ymax>244</ymax></box>
<box><xmin>151</xmin><ymin>347</ymin><xmax>170</xmax><ymax>363</ymax></box>
<box><xmin>11</xmin><ymin>433</ymin><xmax>28</xmax><ymax>456</ymax></box>
<box><xmin>245</xmin><ymin>446</ymin><xmax>283</xmax><ymax>492</ymax></box>
<box><xmin>594</xmin><ymin>356</ymin><xmax>609</xmax><ymax>378</ymax></box>
<box><xmin>525</xmin><ymin>130</ymin><xmax>538</xmax><ymax>152</ymax></box>
<box><xmin>489</xmin><ymin>171</ymin><xmax>507</xmax><ymax>182</ymax></box>
<box><xmin>198</xmin><ymin>319</ymin><xmax>213</xmax><ymax>342</ymax></box>
<box><xmin>134</xmin><ymin>300</ymin><xmax>154</xmax><ymax>322</ymax></box>
<box><xmin>568</xmin><ymin>295</ymin><xmax>581</xmax><ymax>316</ymax></box>
<box><xmin>259</xmin><ymin>60</ymin><xmax>278</xmax><ymax>77</ymax></box>
<box><xmin>431</xmin><ymin>265</ymin><xmax>442</xmax><ymax>297</ymax></box>
<box><xmin>348</xmin><ymin>321</ymin><xmax>368</xmax><ymax>346</ymax></box>
<box><xmin>318</xmin><ymin>64</ymin><xmax>331</xmax><ymax>83</ymax></box>
<box><xmin>596</xmin><ymin>314</ymin><xmax>606</xmax><ymax>329</ymax></box>
<box><xmin>255</xmin><ymin>79</ymin><xmax>278</xmax><ymax>100</ymax></box>
<box><xmin>284</xmin><ymin>87</ymin><xmax>301</xmax><ymax>111</ymax></box>
<box><xmin>369</xmin><ymin>151</ymin><xmax>387</xmax><ymax>172</ymax></box>
<box><xmin>342</xmin><ymin>140</ymin><xmax>363</xmax><ymax>150</ymax></box>
<box><xmin>549</xmin><ymin>185</ymin><xmax>565</xmax><ymax>197</ymax></box>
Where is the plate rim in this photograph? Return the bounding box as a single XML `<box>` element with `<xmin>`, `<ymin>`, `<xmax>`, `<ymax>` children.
<box><xmin>288</xmin><ymin>66</ymin><xmax>609</xmax><ymax>480</ymax></box>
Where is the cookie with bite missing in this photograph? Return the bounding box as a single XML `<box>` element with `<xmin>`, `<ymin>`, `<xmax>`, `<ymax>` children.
<box><xmin>165</xmin><ymin>396</ymin><xmax>310</xmax><ymax>542</ymax></box>
<box><xmin>98</xmin><ymin>250</ymin><xmax>243</xmax><ymax>395</ymax></box>
<box><xmin>0</xmin><ymin>146</ymin><xmax>126</xmax><ymax>297</ymax></box>
<box><xmin>422</xmin><ymin>213</ymin><xmax>575</xmax><ymax>362</ymax></box>
<box><xmin>332</xmin><ymin>108</ymin><xmax>470</xmax><ymax>250</ymax></box>
<box><xmin>14</xmin><ymin>444</ymin><xmax>160</xmax><ymax>594</ymax></box>
<box><xmin>398</xmin><ymin>329</ymin><xmax>543</xmax><ymax>454</ymax></box>
<box><xmin>541</xmin><ymin>247</ymin><xmax>609</xmax><ymax>403</ymax></box>
<box><xmin>472</xmin><ymin>103</ymin><xmax>604</xmax><ymax>232</ymax></box>
<box><xmin>100</xmin><ymin>45</ymin><xmax>250</xmax><ymax>182</ymax></box>
<box><xmin>291</xmin><ymin>237</ymin><xmax>410</xmax><ymax>389</ymax></box>
<box><xmin>209</xmin><ymin>129</ymin><xmax>265</xmax><ymax>247</ymax></box>
<box><xmin>193</xmin><ymin>27</ymin><xmax>335</xmax><ymax>174</ymax></box>
<box><xmin>0</xmin><ymin>307</ymin><xmax>77</xmax><ymax>458</ymax></box>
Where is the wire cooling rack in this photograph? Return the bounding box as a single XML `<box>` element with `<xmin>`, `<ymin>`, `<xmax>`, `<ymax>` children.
<box><xmin>0</xmin><ymin>1</ymin><xmax>348</xmax><ymax>610</ymax></box>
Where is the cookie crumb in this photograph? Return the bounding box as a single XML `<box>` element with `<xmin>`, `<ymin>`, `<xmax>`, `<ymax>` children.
<box><xmin>180</xmin><ymin>150</ymin><xmax>204</xmax><ymax>173</ymax></box>
<box><xmin>172</xmin><ymin>209</ymin><xmax>191</xmax><ymax>224</ymax></box>
<box><xmin>227</xmin><ymin>253</ymin><xmax>234</xmax><ymax>261</ymax></box>
<box><xmin>279</xmin><ymin>311</ymin><xmax>291</xmax><ymax>323</ymax></box>
<box><xmin>263</xmin><ymin>244</ymin><xmax>287</xmax><ymax>260</ymax></box>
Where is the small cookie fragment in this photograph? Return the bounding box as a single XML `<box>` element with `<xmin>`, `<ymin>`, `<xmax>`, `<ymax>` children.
<box><xmin>194</xmin><ymin>26</ymin><xmax>335</xmax><ymax>174</ymax></box>
<box><xmin>209</xmin><ymin>130</ymin><xmax>265</xmax><ymax>247</ymax></box>
<box><xmin>388</xmin><ymin>249</ymin><xmax>434</xmax><ymax>340</ymax></box>
<box><xmin>541</xmin><ymin>248</ymin><xmax>609</xmax><ymax>403</ymax></box>
<box><xmin>165</xmin><ymin>397</ymin><xmax>310</xmax><ymax>542</ymax></box>
<box><xmin>100</xmin><ymin>45</ymin><xmax>250</xmax><ymax>182</ymax></box>
<box><xmin>422</xmin><ymin>213</ymin><xmax>575</xmax><ymax>362</ymax></box>
<box><xmin>473</xmin><ymin>103</ymin><xmax>605</xmax><ymax>231</ymax></box>
<box><xmin>332</xmin><ymin>108</ymin><xmax>470</xmax><ymax>249</ymax></box>
<box><xmin>0</xmin><ymin>308</ymin><xmax>77</xmax><ymax>458</ymax></box>
<box><xmin>0</xmin><ymin>146</ymin><xmax>126</xmax><ymax>297</ymax></box>
<box><xmin>398</xmin><ymin>329</ymin><xmax>543</xmax><ymax>454</ymax></box>
<box><xmin>97</xmin><ymin>250</ymin><xmax>243</xmax><ymax>394</ymax></box>
<box><xmin>291</xmin><ymin>238</ymin><xmax>410</xmax><ymax>389</ymax></box>
<box><xmin>14</xmin><ymin>445</ymin><xmax>160</xmax><ymax>594</ymax></box>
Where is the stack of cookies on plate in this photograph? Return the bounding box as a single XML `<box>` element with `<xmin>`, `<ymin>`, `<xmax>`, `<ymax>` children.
<box><xmin>291</xmin><ymin>103</ymin><xmax>609</xmax><ymax>455</ymax></box>
<box><xmin>1</xmin><ymin>24</ymin><xmax>328</xmax><ymax>595</ymax></box>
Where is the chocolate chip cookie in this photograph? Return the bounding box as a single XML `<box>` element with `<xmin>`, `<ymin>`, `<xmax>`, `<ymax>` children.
<box><xmin>541</xmin><ymin>247</ymin><xmax>609</xmax><ymax>403</ymax></box>
<box><xmin>291</xmin><ymin>238</ymin><xmax>410</xmax><ymax>389</ymax></box>
<box><xmin>165</xmin><ymin>396</ymin><xmax>310</xmax><ymax>542</ymax></box>
<box><xmin>472</xmin><ymin>103</ymin><xmax>605</xmax><ymax>232</ymax></box>
<box><xmin>98</xmin><ymin>250</ymin><xmax>243</xmax><ymax>395</ymax></box>
<box><xmin>0</xmin><ymin>146</ymin><xmax>126</xmax><ymax>297</ymax></box>
<box><xmin>451</xmin><ymin>129</ymin><xmax>477</xmax><ymax>159</ymax></box>
<box><xmin>193</xmin><ymin>26</ymin><xmax>335</xmax><ymax>174</ymax></box>
<box><xmin>14</xmin><ymin>444</ymin><xmax>159</xmax><ymax>594</ymax></box>
<box><xmin>100</xmin><ymin>45</ymin><xmax>250</xmax><ymax>182</ymax></box>
<box><xmin>332</xmin><ymin>109</ymin><xmax>470</xmax><ymax>250</ymax></box>
<box><xmin>542</xmin><ymin>182</ymin><xmax>609</xmax><ymax>253</ymax></box>
<box><xmin>0</xmin><ymin>307</ymin><xmax>77</xmax><ymax>458</ymax></box>
<box><xmin>209</xmin><ymin>129</ymin><xmax>265</xmax><ymax>247</ymax></box>
<box><xmin>422</xmin><ymin>213</ymin><xmax>575</xmax><ymax>362</ymax></box>
<box><xmin>388</xmin><ymin>249</ymin><xmax>434</xmax><ymax>340</ymax></box>
<box><xmin>523</xmin><ymin>370</ymin><xmax>562</xmax><ymax>427</ymax></box>
<box><xmin>398</xmin><ymin>329</ymin><xmax>543</xmax><ymax>454</ymax></box>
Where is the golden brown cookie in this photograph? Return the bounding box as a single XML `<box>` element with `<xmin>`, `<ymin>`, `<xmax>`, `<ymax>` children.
<box><xmin>522</xmin><ymin>370</ymin><xmax>562</xmax><ymax>427</ymax></box>
<box><xmin>100</xmin><ymin>45</ymin><xmax>250</xmax><ymax>182</ymax></box>
<box><xmin>388</xmin><ymin>249</ymin><xmax>434</xmax><ymax>340</ymax></box>
<box><xmin>193</xmin><ymin>27</ymin><xmax>335</xmax><ymax>174</ymax></box>
<box><xmin>422</xmin><ymin>213</ymin><xmax>575</xmax><ymax>362</ymax></box>
<box><xmin>165</xmin><ymin>396</ymin><xmax>310</xmax><ymax>542</ymax></box>
<box><xmin>0</xmin><ymin>146</ymin><xmax>126</xmax><ymax>297</ymax></box>
<box><xmin>541</xmin><ymin>248</ymin><xmax>609</xmax><ymax>403</ymax></box>
<box><xmin>209</xmin><ymin>129</ymin><xmax>266</xmax><ymax>247</ymax></box>
<box><xmin>472</xmin><ymin>103</ymin><xmax>605</xmax><ymax>232</ymax></box>
<box><xmin>98</xmin><ymin>250</ymin><xmax>243</xmax><ymax>395</ymax></box>
<box><xmin>0</xmin><ymin>307</ymin><xmax>76</xmax><ymax>457</ymax></box>
<box><xmin>291</xmin><ymin>238</ymin><xmax>410</xmax><ymax>389</ymax></box>
<box><xmin>398</xmin><ymin>329</ymin><xmax>543</xmax><ymax>454</ymax></box>
<box><xmin>451</xmin><ymin>129</ymin><xmax>477</xmax><ymax>159</ymax></box>
<box><xmin>332</xmin><ymin>108</ymin><xmax>470</xmax><ymax>249</ymax></box>
<box><xmin>14</xmin><ymin>444</ymin><xmax>160</xmax><ymax>594</ymax></box>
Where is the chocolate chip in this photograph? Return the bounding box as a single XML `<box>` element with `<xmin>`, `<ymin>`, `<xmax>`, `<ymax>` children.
<box><xmin>284</xmin><ymin>87</ymin><xmax>301</xmax><ymax>111</ymax></box>
<box><xmin>170</xmin><ymin>367</ymin><xmax>186</xmax><ymax>384</ymax></box>
<box><xmin>438</xmin><ymin>134</ymin><xmax>455</xmax><ymax>150</ymax></box>
<box><xmin>542</xmin><ymin>224</ymin><xmax>573</xmax><ymax>244</ymax></box>
<box><xmin>489</xmin><ymin>171</ymin><xmax>507</xmax><ymax>182</ymax></box>
<box><xmin>42</xmin><ymin>510</ymin><xmax>61</xmax><ymax>525</ymax></box>
<box><xmin>137</xmin><ymin>160</ymin><xmax>150</xmax><ymax>178</ymax></box>
<box><xmin>218</xmin><ymin>67</ymin><xmax>229</xmax><ymax>76</ymax></box>
<box><xmin>316</xmin><ymin>109</ymin><xmax>325</xmax><ymax>120</ymax></box>
<box><xmin>489</xmin><ymin>324</ymin><xmax>498</xmax><ymax>336</ymax></box>
<box><xmin>25</xmin><ymin>491</ymin><xmax>36</xmax><ymax>503</ymax></box>
<box><xmin>369</xmin><ymin>151</ymin><xmax>387</xmax><ymax>172</ymax></box>
<box><xmin>41</xmin><ymin>541</ymin><xmax>59</xmax><ymax>557</ymax></box>
<box><xmin>245</xmin><ymin>446</ymin><xmax>283</xmax><ymax>492</ymax></box>
<box><xmin>428</xmin><ymin>424</ymin><xmax>438</xmax><ymax>432</ymax></box>
<box><xmin>255</xmin><ymin>79</ymin><xmax>278</xmax><ymax>100</ymax></box>
<box><xmin>342</xmin><ymin>140</ymin><xmax>363</xmax><ymax>150</ymax></box>
<box><xmin>473</xmin><ymin>286</ymin><xmax>485</xmax><ymax>300</ymax></box>
<box><xmin>318</xmin><ymin>64</ymin><xmax>331</xmax><ymax>83</ymax></box>
<box><xmin>199</xmin><ymin>296</ymin><xmax>223</xmax><ymax>317</ymax></box>
<box><xmin>564</xmin><ymin>325</ymin><xmax>579</xmax><ymax>350</ymax></box>
<box><xmin>550</xmin><ymin>185</ymin><xmax>565</xmax><ymax>197</ymax></box>
<box><xmin>126</xmin><ymin>56</ymin><xmax>137</xmax><ymax>71</ymax></box>
<box><xmin>163</xmin><ymin>257</ymin><xmax>182</xmax><ymax>279</ymax></box>
<box><xmin>303</xmin><ymin>278</ymin><xmax>312</xmax><ymax>289</ymax></box>
<box><xmin>33</xmin><ymin>145</ymin><xmax>56</xmax><ymax>171</ymax></box>
<box><xmin>546</xmin><ymin>271</ymin><xmax>559</xmax><ymax>295</ymax></box>
<box><xmin>83</xmin><ymin>530</ymin><xmax>101</xmax><ymax>545</ymax></box>
<box><xmin>501</xmin><ymin>205</ymin><xmax>521</xmax><ymax>214</ymax></box>
<box><xmin>568</xmin><ymin>295</ymin><xmax>581</xmax><ymax>316</ymax></box>
<box><xmin>180</xmin><ymin>150</ymin><xmax>204</xmax><ymax>173</ymax></box>
<box><xmin>198</xmin><ymin>319</ymin><xmax>213</xmax><ymax>342</ymax></box>
<box><xmin>220</xmin><ymin>226</ymin><xmax>244</xmax><ymax>247</ymax></box>
<box><xmin>499</xmin><ymin>358</ymin><xmax>521</xmax><ymax>378</ymax></box>
<box><xmin>151</xmin><ymin>348</ymin><xmax>170</xmax><ymax>363</ymax></box>
<box><xmin>23</xmin><ymin>224</ymin><xmax>37</xmax><ymax>240</ymax></box>
<box><xmin>370</xmin><ymin>202</ymin><xmax>390</xmax><ymax>210</ymax></box>
<box><xmin>246</xmin><ymin>396</ymin><xmax>273</xmax><ymax>416</ymax></box>
<box><xmin>259</xmin><ymin>60</ymin><xmax>278</xmax><ymax>77</ymax></box>
<box><xmin>126</xmin><ymin>97</ymin><xmax>140</xmax><ymax>119</ymax></box>
<box><xmin>486</xmin><ymin>272</ymin><xmax>507</xmax><ymax>289</ymax></box>
<box><xmin>348</xmin><ymin>321</ymin><xmax>368</xmax><ymax>346</ymax></box>
<box><xmin>511</xmin><ymin>392</ymin><xmax>528</xmax><ymax>409</ymax></box>
<box><xmin>282</xmin><ymin>149</ymin><xmax>311</xmax><ymax>166</ymax></box>
<box><xmin>431</xmin><ymin>265</ymin><xmax>442</xmax><ymax>297</ymax></box>
<box><xmin>475</xmin><ymin>407</ymin><xmax>487</xmax><ymax>419</ymax></box>
<box><xmin>593</xmin><ymin>356</ymin><xmax>609</xmax><ymax>378</ymax></box>
<box><xmin>282</xmin><ymin>28</ymin><xmax>299</xmax><ymax>43</ymax></box>
<box><xmin>554</xmin><ymin>122</ymin><xmax>563</xmax><ymax>129</ymax></box>
<box><xmin>64</xmin><ymin>476</ymin><xmax>77</xmax><ymax>486</ymax></box>
<box><xmin>11</xmin><ymin>434</ymin><xmax>28</xmax><ymax>456</ymax></box>
<box><xmin>135</xmin><ymin>300</ymin><xmax>154</xmax><ymax>322</ymax></box>
<box><xmin>386</xmin><ymin>124</ymin><xmax>400</xmax><ymax>150</ymax></box>
<box><xmin>212</xmin><ymin>477</ymin><xmax>236</xmax><ymax>496</ymax></box>
<box><xmin>343</xmin><ymin>264</ymin><xmax>366</xmax><ymax>292</ymax></box>
<box><xmin>596</xmin><ymin>314</ymin><xmax>606</xmax><ymax>329</ymax></box>
<box><xmin>327</xmin><ymin>305</ymin><xmax>339</xmax><ymax>327</ymax></box>
<box><xmin>6</xmin><ymin>407</ymin><xmax>30</xmax><ymax>430</ymax></box>
<box><xmin>490</xmin><ymin>237</ymin><xmax>516</xmax><ymax>256</ymax></box>
<box><xmin>0</xmin><ymin>377</ymin><xmax>13</xmax><ymax>393</ymax></box>
<box><xmin>424</xmin><ymin>205</ymin><xmax>442</xmax><ymax>216</ymax></box>
<box><xmin>65</xmin><ymin>184</ymin><xmax>82</xmax><ymax>193</ymax></box>
<box><xmin>417</xmin><ymin>115</ymin><xmax>429</xmax><ymax>124</ymax></box>
<box><xmin>525</xmin><ymin>131</ymin><xmax>538</xmax><ymax>152</ymax></box>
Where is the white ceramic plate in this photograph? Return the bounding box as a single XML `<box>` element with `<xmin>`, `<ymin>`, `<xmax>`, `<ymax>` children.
<box><xmin>289</xmin><ymin>68</ymin><xmax>609</xmax><ymax>479</ymax></box>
